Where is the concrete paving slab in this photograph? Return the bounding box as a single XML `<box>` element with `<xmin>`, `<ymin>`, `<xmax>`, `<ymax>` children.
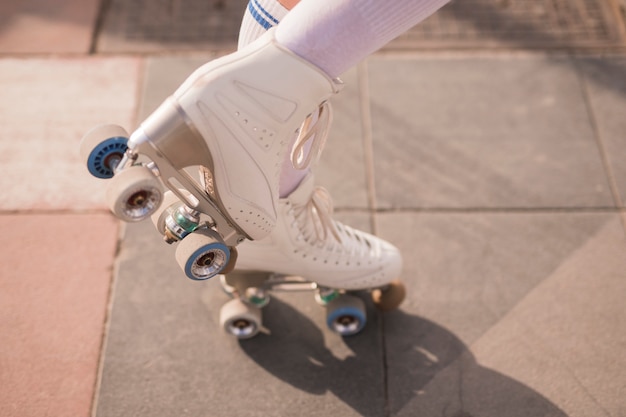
<box><xmin>0</xmin><ymin>57</ymin><xmax>141</xmax><ymax>211</ymax></box>
<box><xmin>96</xmin><ymin>216</ymin><xmax>384</xmax><ymax>417</ymax></box>
<box><xmin>96</xmin><ymin>0</ymin><xmax>246</xmax><ymax>53</ymax></box>
<box><xmin>385</xmin><ymin>348</ymin><xmax>569</xmax><ymax>417</ymax></box>
<box><xmin>377</xmin><ymin>211</ymin><xmax>614</xmax><ymax>344</ymax></box>
<box><xmin>367</xmin><ymin>56</ymin><xmax>613</xmax><ymax>209</ymax></box>
<box><xmin>467</xmin><ymin>217</ymin><xmax>626</xmax><ymax>417</ymax></box>
<box><xmin>0</xmin><ymin>0</ymin><xmax>100</xmax><ymax>54</ymax></box>
<box><xmin>138</xmin><ymin>57</ymin><xmax>368</xmax><ymax>209</ymax></box>
<box><xmin>578</xmin><ymin>57</ymin><xmax>626</xmax><ymax>207</ymax></box>
<box><xmin>376</xmin><ymin>211</ymin><xmax>616</xmax><ymax>416</ymax></box>
<box><xmin>392</xmin><ymin>0</ymin><xmax>626</xmax><ymax>50</ymax></box>
<box><xmin>0</xmin><ymin>214</ymin><xmax>118</xmax><ymax>417</ymax></box>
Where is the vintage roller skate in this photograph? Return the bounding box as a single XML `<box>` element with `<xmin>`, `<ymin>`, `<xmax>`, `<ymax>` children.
<box><xmin>217</xmin><ymin>174</ymin><xmax>406</xmax><ymax>339</ymax></box>
<box><xmin>80</xmin><ymin>28</ymin><xmax>341</xmax><ymax>280</ymax></box>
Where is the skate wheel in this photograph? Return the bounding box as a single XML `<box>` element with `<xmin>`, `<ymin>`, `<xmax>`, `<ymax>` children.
<box><xmin>175</xmin><ymin>229</ymin><xmax>230</xmax><ymax>280</ymax></box>
<box><xmin>80</xmin><ymin>124</ymin><xmax>129</xmax><ymax>179</ymax></box>
<box><xmin>220</xmin><ymin>298</ymin><xmax>262</xmax><ymax>339</ymax></box>
<box><xmin>106</xmin><ymin>165</ymin><xmax>163</xmax><ymax>222</ymax></box>
<box><xmin>326</xmin><ymin>294</ymin><xmax>366</xmax><ymax>336</ymax></box>
<box><xmin>220</xmin><ymin>247</ymin><xmax>238</xmax><ymax>275</ymax></box>
<box><xmin>372</xmin><ymin>280</ymin><xmax>406</xmax><ymax>312</ymax></box>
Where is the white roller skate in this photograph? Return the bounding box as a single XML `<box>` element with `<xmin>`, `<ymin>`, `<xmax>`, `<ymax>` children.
<box><xmin>218</xmin><ymin>173</ymin><xmax>405</xmax><ymax>339</ymax></box>
<box><xmin>80</xmin><ymin>28</ymin><xmax>341</xmax><ymax>280</ymax></box>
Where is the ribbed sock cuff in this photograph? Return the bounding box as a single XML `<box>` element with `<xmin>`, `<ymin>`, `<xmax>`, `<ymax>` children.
<box><xmin>238</xmin><ymin>0</ymin><xmax>289</xmax><ymax>49</ymax></box>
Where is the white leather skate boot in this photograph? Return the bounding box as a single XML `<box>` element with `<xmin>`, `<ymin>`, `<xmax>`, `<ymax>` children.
<box><xmin>128</xmin><ymin>28</ymin><xmax>342</xmax><ymax>242</ymax></box>
<box><xmin>234</xmin><ymin>174</ymin><xmax>403</xmax><ymax>290</ymax></box>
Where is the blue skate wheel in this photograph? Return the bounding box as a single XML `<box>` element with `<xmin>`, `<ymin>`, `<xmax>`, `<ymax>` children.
<box><xmin>326</xmin><ymin>295</ymin><xmax>367</xmax><ymax>336</ymax></box>
<box><xmin>86</xmin><ymin>137</ymin><xmax>129</xmax><ymax>179</ymax></box>
<box><xmin>176</xmin><ymin>229</ymin><xmax>230</xmax><ymax>280</ymax></box>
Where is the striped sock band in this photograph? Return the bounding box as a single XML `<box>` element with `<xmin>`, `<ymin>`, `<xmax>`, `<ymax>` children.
<box><xmin>238</xmin><ymin>0</ymin><xmax>289</xmax><ymax>49</ymax></box>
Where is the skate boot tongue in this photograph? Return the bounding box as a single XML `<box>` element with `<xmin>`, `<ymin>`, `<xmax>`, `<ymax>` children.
<box><xmin>288</xmin><ymin>174</ymin><xmax>341</xmax><ymax>246</ymax></box>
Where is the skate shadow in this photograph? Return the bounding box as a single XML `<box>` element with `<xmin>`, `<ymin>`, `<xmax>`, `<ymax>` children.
<box><xmin>239</xmin><ymin>298</ymin><xmax>568</xmax><ymax>417</ymax></box>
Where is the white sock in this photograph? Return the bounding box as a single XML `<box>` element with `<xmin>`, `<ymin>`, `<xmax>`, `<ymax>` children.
<box><xmin>275</xmin><ymin>0</ymin><xmax>450</xmax><ymax>78</ymax></box>
<box><xmin>238</xmin><ymin>0</ymin><xmax>310</xmax><ymax>198</ymax></box>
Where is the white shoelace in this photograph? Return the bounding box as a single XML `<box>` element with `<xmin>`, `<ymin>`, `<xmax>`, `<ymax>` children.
<box><xmin>293</xmin><ymin>185</ymin><xmax>342</xmax><ymax>245</ymax></box>
<box><xmin>291</xmin><ymin>102</ymin><xmax>333</xmax><ymax>170</ymax></box>
<box><xmin>289</xmin><ymin>103</ymin><xmax>377</xmax><ymax>254</ymax></box>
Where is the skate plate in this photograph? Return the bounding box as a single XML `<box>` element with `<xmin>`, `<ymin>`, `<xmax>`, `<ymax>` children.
<box><xmin>218</xmin><ymin>270</ymin><xmax>405</xmax><ymax>339</ymax></box>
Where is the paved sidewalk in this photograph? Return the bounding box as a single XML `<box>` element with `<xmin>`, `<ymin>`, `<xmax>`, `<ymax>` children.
<box><xmin>1</xmin><ymin>1</ymin><xmax>626</xmax><ymax>417</ymax></box>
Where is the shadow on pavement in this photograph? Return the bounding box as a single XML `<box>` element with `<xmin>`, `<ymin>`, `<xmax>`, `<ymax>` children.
<box><xmin>239</xmin><ymin>298</ymin><xmax>567</xmax><ymax>417</ymax></box>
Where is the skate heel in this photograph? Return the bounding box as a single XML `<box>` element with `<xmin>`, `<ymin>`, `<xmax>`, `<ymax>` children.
<box><xmin>131</xmin><ymin>97</ymin><xmax>211</xmax><ymax>171</ymax></box>
<box><xmin>129</xmin><ymin>98</ymin><xmax>248</xmax><ymax>243</ymax></box>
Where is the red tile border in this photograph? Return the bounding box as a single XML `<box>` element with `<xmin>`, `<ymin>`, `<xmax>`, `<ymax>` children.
<box><xmin>0</xmin><ymin>0</ymin><xmax>100</xmax><ymax>54</ymax></box>
<box><xmin>0</xmin><ymin>57</ymin><xmax>141</xmax><ymax>211</ymax></box>
<box><xmin>0</xmin><ymin>214</ymin><xmax>118</xmax><ymax>417</ymax></box>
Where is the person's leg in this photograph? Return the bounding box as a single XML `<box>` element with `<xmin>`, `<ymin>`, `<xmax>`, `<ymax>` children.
<box><xmin>276</xmin><ymin>0</ymin><xmax>450</xmax><ymax>78</ymax></box>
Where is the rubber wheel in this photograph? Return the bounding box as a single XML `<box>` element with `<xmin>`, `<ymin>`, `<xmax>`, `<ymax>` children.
<box><xmin>372</xmin><ymin>280</ymin><xmax>406</xmax><ymax>312</ymax></box>
<box><xmin>175</xmin><ymin>228</ymin><xmax>230</xmax><ymax>280</ymax></box>
<box><xmin>80</xmin><ymin>124</ymin><xmax>129</xmax><ymax>179</ymax></box>
<box><xmin>105</xmin><ymin>165</ymin><xmax>163</xmax><ymax>222</ymax></box>
<box><xmin>220</xmin><ymin>298</ymin><xmax>262</xmax><ymax>339</ymax></box>
<box><xmin>326</xmin><ymin>294</ymin><xmax>366</xmax><ymax>336</ymax></box>
<box><xmin>219</xmin><ymin>247</ymin><xmax>238</xmax><ymax>275</ymax></box>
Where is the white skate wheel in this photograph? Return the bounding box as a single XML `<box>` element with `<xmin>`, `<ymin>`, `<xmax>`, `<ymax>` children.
<box><xmin>220</xmin><ymin>298</ymin><xmax>262</xmax><ymax>339</ymax></box>
<box><xmin>80</xmin><ymin>124</ymin><xmax>129</xmax><ymax>179</ymax></box>
<box><xmin>175</xmin><ymin>228</ymin><xmax>230</xmax><ymax>280</ymax></box>
<box><xmin>105</xmin><ymin>165</ymin><xmax>163</xmax><ymax>222</ymax></box>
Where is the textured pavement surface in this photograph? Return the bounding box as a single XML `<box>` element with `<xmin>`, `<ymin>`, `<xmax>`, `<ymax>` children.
<box><xmin>1</xmin><ymin>1</ymin><xmax>626</xmax><ymax>417</ymax></box>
